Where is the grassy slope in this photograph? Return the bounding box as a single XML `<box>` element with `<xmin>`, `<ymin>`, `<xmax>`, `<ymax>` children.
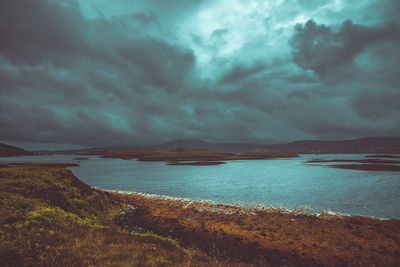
<box><xmin>0</xmin><ymin>163</ymin><xmax>235</xmax><ymax>267</ymax></box>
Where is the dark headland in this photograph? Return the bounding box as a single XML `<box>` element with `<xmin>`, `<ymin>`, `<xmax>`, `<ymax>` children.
<box><xmin>0</xmin><ymin>143</ymin><xmax>34</xmax><ymax>157</ymax></box>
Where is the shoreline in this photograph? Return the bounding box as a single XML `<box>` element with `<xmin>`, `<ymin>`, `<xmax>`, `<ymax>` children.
<box><xmin>99</xmin><ymin>188</ymin><xmax>394</xmax><ymax>220</ymax></box>
<box><xmin>105</xmin><ymin>189</ymin><xmax>400</xmax><ymax>266</ymax></box>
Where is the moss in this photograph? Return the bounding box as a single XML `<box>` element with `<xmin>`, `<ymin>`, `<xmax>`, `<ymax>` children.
<box><xmin>26</xmin><ymin>206</ymin><xmax>102</xmax><ymax>228</ymax></box>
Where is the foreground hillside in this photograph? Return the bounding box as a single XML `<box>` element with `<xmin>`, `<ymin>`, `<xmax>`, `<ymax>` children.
<box><xmin>2</xmin><ymin>162</ymin><xmax>399</xmax><ymax>266</ymax></box>
<box><xmin>0</xmin><ymin>163</ymin><xmax>236</xmax><ymax>266</ymax></box>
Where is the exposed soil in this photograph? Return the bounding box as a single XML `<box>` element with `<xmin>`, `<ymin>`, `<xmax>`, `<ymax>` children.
<box><xmin>76</xmin><ymin>147</ymin><xmax>298</xmax><ymax>165</ymax></box>
<box><xmin>167</xmin><ymin>161</ymin><xmax>226</xmax><ymax>166</ymax></box>
<box><xmin>303</xmin><ymin>162</ymin><xmax>400</xmax><ymax>172</ymax></box>
<box><xmin>109</xmin><ymin>192</ymin><xmax>400</xmax><ymax>266</ymax></box>
<box><xmin>304</xmin><ymin>158</ymin><xmax>400</xmax><ymax>171</ymax></box>
<box><xmin>328</xmin><ymin>164</ymin><xmax>400</xmax><ymax>172</ymax></box>
<box><xmin>74</xmin><ymin>157</ymin><xmax>89</xmax><ymax>160</ymax></box>
<box><xmin>305</xmin><ymin>159</ymin><xmax>400</xmax><ymax>164</ymax></box>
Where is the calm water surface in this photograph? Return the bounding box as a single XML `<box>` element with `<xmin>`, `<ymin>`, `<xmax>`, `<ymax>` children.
<box><xmin>1</xmin><ymin>154</ymin><xmax>399</xmax><ymax>219</ymax></box>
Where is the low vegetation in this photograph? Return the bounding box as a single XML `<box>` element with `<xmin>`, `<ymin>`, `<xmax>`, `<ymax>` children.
<box><xmin>111</xmin><ymin>192</ymin><xmax>400</xmax><ymax>266</ymax></box>
<box><xmin>0</xmin><ymin>163</ymin><xmax>240</xmax><ymax>266</ymax></box>
<box><xmin>76</xmin><ymin>147</ymin><xmax>298</xmax><ymax>165</ymax></box>
<box><xmin>304</xmin><ymin>158</ymin><xmax>400</xmax><ymax>171</ymax></box>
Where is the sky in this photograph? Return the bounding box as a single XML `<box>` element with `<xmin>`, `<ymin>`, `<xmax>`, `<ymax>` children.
<box><xmin>0</xmin><ymin>0</ymin><xmax>399</xmax><ymax>149</ymax></box>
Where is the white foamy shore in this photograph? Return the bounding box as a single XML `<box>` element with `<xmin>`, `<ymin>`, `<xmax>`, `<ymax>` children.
<box><xmin>97</xmin><ymin>188</ymin><xmax>392</xmax><ymax>220</ymax></box>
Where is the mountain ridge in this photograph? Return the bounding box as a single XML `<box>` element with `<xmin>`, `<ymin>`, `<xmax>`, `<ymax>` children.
<box><xmin>148</xmin><ymin>136</ymin><xmax>400</xmax><ymax>154</ymax></box>
<box><xmin>3</xmin><ymin>136</ymin><xmax>400</xmax><ymax>155</ymax></box>
<box><xmin>149</xmin><ymin>138</ymin><xmax>262</xmax><ymax>153</ymax></box>
<box><xmin>261</xmin><ymin>136</ymin><xmax>400</xmax><ymax>154</ymax></box>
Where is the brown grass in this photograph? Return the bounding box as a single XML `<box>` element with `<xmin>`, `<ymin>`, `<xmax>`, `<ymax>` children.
<box><xmin>77</xmin><ymin>147</ymin><xmax>298</xmax><ymax>164</ymax></box>
<box><xmin>110</xmin><ymin>192</ymin><xmax>400</xmax><ymax>266</ymax></box>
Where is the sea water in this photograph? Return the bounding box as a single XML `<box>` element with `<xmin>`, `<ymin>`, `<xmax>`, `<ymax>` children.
<box><xmin>1</xmin><ymin>154</ymin><xmax>399</xmax><ymax>219</ymax></box>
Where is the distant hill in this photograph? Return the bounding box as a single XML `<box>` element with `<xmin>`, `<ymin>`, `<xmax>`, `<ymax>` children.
<box><xmin>258</xmin><ymin>137</ymin><xmax>400</xmax><ymax>154</ymax></box>
<box><xmin>0</xmin><ymin>143</ymin><xmax>35</xmax><ymax>157</ymax></box>
<box><xmin>151</xmin><ymin>137</ymin><xmax>400</xmax><ymax>154</ymax></box>
<box><xmin>149</xmin><ymin>139</ymin><xmax>262</xmax><ymax>153</ymax></box>
<box><xmin>51</xmin><ymin>136</ymin><xmax>400</xmax><ymax>155</ymax></box>
<box><xmin>149</xmin><ymin>136</ymin><xmax>400</xmax><ymax>154</ymax></box>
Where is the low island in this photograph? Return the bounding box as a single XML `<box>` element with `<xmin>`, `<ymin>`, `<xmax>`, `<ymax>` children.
<box><xmin>75</xmin><ymin>147</ymin><xmax>298</xmax><ymax>166</ymax></box>
<box><xmin>304</xmin><ymin>158</ymin><xmax>400</xmax><ymax>172</ymax></box>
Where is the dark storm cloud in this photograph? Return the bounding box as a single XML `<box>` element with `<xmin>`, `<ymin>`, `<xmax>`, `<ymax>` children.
<box><xmin>288</xmin><ymin>9</ymin><xmax>400</xmax><ymax>137</ymax></box>
<box><xmin>0</xmin><ymin>0</ymin><xmax>199</xmax><ymax>145</ymax></box>
<box><xmin>0</xmin><ymin>101</ymin><xmax>133</xmax><ymax>145</ymax></box>
<box><xmin>1</xmin><ymin>0</ymin><xmax>400</xmax><ymax>147</ymax></box>
<box><xmin>290</xmin><ymin>19</ymin><xmax>400</xmax><ymax>75</ymax></box>
<box><xmin>115</xmin><ymin>38</ymin><xmax>195</xmax><ymax>91</ymax></box>
<box><xmin>218</xmin><ymin>62</ymin><xmax>267</xmax><ymax>85</ymax></box>
<box><xmin>381</xmin><ymin>0</ymin><xmax>400</xmax><ymax>23</ymax></box>
<box><xmin>352</xmin><ymin>90</ymin><xmax>400</xmax><ymax>120</ymax></box>
<box><xmin>296</xmin><ymin>121</ymin><xmax>379</xmax><ymax>140</ymax></box>
<box><xmin>0</xmin><ymin>0</ymin><xmax>88</xmax><ymax>66</ymax></box>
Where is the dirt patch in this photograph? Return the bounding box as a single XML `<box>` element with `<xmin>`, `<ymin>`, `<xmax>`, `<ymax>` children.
<box><xmin>305</xmin><ymin>159</ymin><xmax>400</xmax><ymax>164</ymax></box>
<box><xmin>167</xmin><ymin>161</ymin><xmax>226</xmax><ymax>166</ymax></box>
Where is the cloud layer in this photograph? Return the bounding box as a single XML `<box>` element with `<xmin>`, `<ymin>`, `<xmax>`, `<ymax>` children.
<box><xmin>0</xmin><ymin>0</ymin><xmax>399</xmax><ymax>147</ymax></box>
